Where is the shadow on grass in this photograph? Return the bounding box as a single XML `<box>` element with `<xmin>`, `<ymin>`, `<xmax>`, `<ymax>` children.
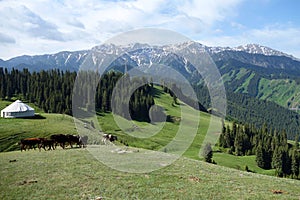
<box><xmin>151</xmin><ymin>87</ymin><xmax>164</xmax><ymax>98</ymax></box>
<box><xmin>19</xmin><ymin>114</ymin><xmax>46</xmax><ymax>120</ymax></box>
<box><xmin>166</xmin><ymin>115</ymin><xmax>181</xmax><ymax>123</ymax></box>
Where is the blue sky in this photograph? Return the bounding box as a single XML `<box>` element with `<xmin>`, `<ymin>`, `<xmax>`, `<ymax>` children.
<box><xmin>0</xmin><ymin>0</ymin><xmax>299</xmax><ymax>59</ymax></box>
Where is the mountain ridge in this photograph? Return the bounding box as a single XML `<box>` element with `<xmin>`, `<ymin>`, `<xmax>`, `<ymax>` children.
<box><xmin>1</xmin><ymin>42</ymin><xmax>300</xmax><ymax>111</ymax></box>
<box><xmin>0</xmin><ymin>42</ymin><xmax>298</xmax><ymax>72</ymax></box>
<box><xmin>209</xmin><ymin>43</ymin><xmax>298</xmax><ymax>60</ymax></box>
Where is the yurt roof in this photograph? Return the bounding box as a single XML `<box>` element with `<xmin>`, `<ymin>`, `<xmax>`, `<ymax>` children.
<box><xmin>1</xmin><ymin>100</ymin><xmax>34</xmax><ymax>112</ymax></box>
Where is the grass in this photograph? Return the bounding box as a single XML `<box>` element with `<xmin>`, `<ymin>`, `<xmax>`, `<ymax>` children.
<box><xmin>0</xmin><ymin>99</ymin><xmax>77</xmax><ymax>151</ymax></box>
<box><xmin>257</xmin><ymin>78</ymin><xmax>300</xmax><ymax>108</ymax></box>
<box><xmin>222</xmin><ymin>69</ymin><xmax>300</xmax><ymax>110</ymax></box>
<box><xmin>95</xmin><ymin>86</ymin><xmax>221</xmax><ymax>160</ymax></box>
<box><xmin>94</xmin><ymin>87</ymin><xmax>280</xmax><ymax>177</ymax></box>
<box><xmin>236</xmin><ymin>72</ymin><xmax>255</xmax><ymax>93</ymax></box>
<box><xmin>1</xmin><ymin>148</ymin><xmax>300</xmax><ymax>199</ymax></box>
<box><xmin>0</xmin><ymin>87</ymin><xmax>285</xmax><ymax>177</ymax></box>
<box><xmin>213</xmin><ymin>153</ymin><xmax>276</xmax><ymax>176</ymax></box>
<box><xmin>1</xmin><ymin>87</ymin><xmax>300</xmax><ymax>199</ymax></box>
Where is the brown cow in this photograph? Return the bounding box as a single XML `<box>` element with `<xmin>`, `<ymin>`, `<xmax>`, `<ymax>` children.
<box><xmin>39</xmin><ymin>138</ymin><xmax>55</xmax><ymax>150</ymax></box>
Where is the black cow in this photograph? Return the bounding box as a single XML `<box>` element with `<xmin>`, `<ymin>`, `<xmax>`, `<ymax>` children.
<box><xmin>102</xmin><ymin>134</ymin><xmax>117</xmax><ymax>144</ymax></box>
<box><xmin>20</xmin><ymin>138</ymin><xmax>42</xmax><ymax>151</ymax></box>
<box><xmin>109</xmin><ymin>135</ymin><xmax>117</xmax><ymax>142</ymax></box>
<box><xmin>39</xmin><ymin>138</ymin><xmax>55</xmax><ymax>150</ymax></box>
<box><xmin>66</xmin><ymin>134</ymin><xmax>81</xmax><ymax>148</ymax></box>
<box><xmin>50</xmin><ymin>134</ymin><xmax>68</xmax><ymax>149</ymax></box>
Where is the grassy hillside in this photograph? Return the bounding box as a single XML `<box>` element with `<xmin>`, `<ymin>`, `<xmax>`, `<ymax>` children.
<box><xmin>258</xmin><ymin>78</ymin><xmax>300</xmax><ymax>109</ymax></box>
<box><xmin>1</xmin><ymin>148</ymin><xmax>300</xmax><ymax>199</ymax></box>
<box><xmin>221</xmin><ymin>66</ymin><xmax>300</xmax><ymax>110</ymax></box>
<box><xmin>1</xmin><ymin>88</ymin><xmax>300</xmax><ymax>199</ymax></box>
<box><xmin>213</xmin><ymin>153</ymin><xmax>276</xmax><ymax>176</ymax></box>
<box><xmin>0</xmin><ymin>87</ymin><xmax>286</xmax><ymax>177</ymax></box>
<box><xmin>0</xmin><ymin>100</ymin><xmax>77</xmax><ymax>152</ymax></box>
<box><xmin>95</xmin><ymin>86</ymin><xmax>220</xmax><ymax>161</ymax></box>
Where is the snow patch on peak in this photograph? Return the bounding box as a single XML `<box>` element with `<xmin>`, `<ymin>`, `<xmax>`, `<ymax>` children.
<box><xmin>233</xmin><ymin>44</ymin><xmax>295</xmax><ymax>58</ymax></box>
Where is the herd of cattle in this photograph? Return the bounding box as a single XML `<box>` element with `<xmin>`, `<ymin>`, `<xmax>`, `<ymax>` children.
<box><xmin>19</xmin><ymin>134</ymin><xmax>88</xmax><ymax>151</ymax></box>
<box><xmin>19</xmin><ymin>133</ymin><xmax>118</xmax><ymax>151</ymax></box>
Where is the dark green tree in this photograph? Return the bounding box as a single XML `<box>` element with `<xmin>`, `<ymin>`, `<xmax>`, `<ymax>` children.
<box><xmin>256</xmin><ymin>142</ymin><xmax>266</xmax><ymax>169</ymax></box>
<box><xmin>295</xmin><ymin>134</ymin><xmax>300</xmax><ymax>149</ymax></box>
<box><xmin>272</xmin><ymin>146</ymin><xmax>283</xmax><ymax>177</ymax></box>
<box><xmin>291</xmin><ymin>149</ymin><xmax>299</xmax><ymax>179</ymax></box>
<box><xmin>234</xmin><ymin>125</ymin><xmax>244</xmax><ymax>156</ymax></box>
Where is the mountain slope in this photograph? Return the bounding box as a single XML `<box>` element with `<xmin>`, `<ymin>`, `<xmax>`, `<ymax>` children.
<box><xmin>1</xmin><ymin>92</ymin><xmax>300</xmax><ymax>198</ymax></box>
<box><xmin>216</xmin><ymin>58</ymin><xmax>300</xmax><ymax>109</ymax></box>
<box><xmin>1</xmin><ymin>42</ymin><xmax>300</xmax><ymax>124</ymax></box>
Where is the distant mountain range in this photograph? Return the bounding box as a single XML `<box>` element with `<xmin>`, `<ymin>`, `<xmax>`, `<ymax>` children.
<box><xmin>1</xmin><ymin>42</ymin><xmax>300</xmax><ymax>110</ymax></box>
<box><xmin>0</xmin><ymin>50</ymin><xmax>89</xmax><ymax>72</ymax></box>
<box><xmin>1</xmin><ymin>43</ymin><xmax>299</xmax><ymax>71</ymax></box>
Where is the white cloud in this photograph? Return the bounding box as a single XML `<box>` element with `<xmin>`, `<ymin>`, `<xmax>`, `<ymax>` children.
<box><xmin>199</xmin><ymin>25</ymin><xmax>300</xmax><ymax>58</ymax></box>
<box><xmin>0</xmin><ymin>4</ymin><xmax>66</xmax><ymax>41</ymax></box>
<box><xmin>178</xmin><ymin>0</ymin><xmax>242</xmax><ymax>26</ymax></box>
<box><xmin>5</xmin><ymin>0</ymin><xmax>300</xmax><ymax>60</ymax></box>
<box><xmin>249</xmin><ymin>26</ymin><xmax>300</xmax><ymax>58</ymax></box>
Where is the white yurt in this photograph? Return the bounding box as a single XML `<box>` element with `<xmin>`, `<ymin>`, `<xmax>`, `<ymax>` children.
<box><xmin>1</xmin><ymin>100</ymin><xmax>35</xmax><ymax>118</ymax></box>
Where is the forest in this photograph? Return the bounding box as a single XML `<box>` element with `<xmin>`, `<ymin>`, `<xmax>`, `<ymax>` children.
<box><xmin>0</xmin><ymin>68</ymin><xmax>154</xmax><ymax>121</ymax></box>
<box><xmin>194</xmin><ymin>83</ymin><xmax>300</xmax><ymax>140</ymax></box>
<box><xmin>219</xmin><ymin>121</ymin><xmax>300</xmax><ymax>179</ymax></box>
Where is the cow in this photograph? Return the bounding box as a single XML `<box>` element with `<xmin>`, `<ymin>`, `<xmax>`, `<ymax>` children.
<box><xmin>108</xmin><ymin>134</ymin><xmax>117</xmax><ymax>142</ymax></box>
<box><xmin>79</xmin><ymin>135</ymin><xmax>88</xmax><ymax>148</ymax></box>
<box><xmin>50</xmin><ymin>134</ymin><xmax>69</xmax><ymax>149</ymax></box>
<box><xmin>39</xmin><ymin>138</ymin><xmax>55</xmax><ymax>151</ymax></box>
<box><xmin>102</xmin><ymin>134</ymin><xmax>117</xmax><ymax>144</ymax></box>
<box><xmin>66</xmin><ymin>134</ymin><xmax>82</xmax><ymax>148</ymax></box>
<box><xmin>20</xmin><ymin>138</ymin><xmax>42</xmax><ymax>151</ymax></box>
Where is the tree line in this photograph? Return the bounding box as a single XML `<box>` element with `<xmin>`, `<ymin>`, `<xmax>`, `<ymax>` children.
<box><xmin>0</xmin><ymin>68</ymin><xmax>75</xmax><ymax>115</ymax></box>
<box><xmin>0</xmin><ymin>68</ymin><xmax>154</xmax><ymax>120</ymax></box>
<box><xmin>219</xmin><ymin>121</ymin><xmax>300</xmax><ymax>179</ymax></box>
<box><xmin>193</xmin><ymin>83</ymin><xmax>300</xmax><ymax>140</ymax></box>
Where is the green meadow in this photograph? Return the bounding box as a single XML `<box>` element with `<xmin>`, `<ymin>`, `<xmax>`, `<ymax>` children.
<box><xmin>1</xmin><ymin>148</ymin><xmax>300</xmax><ymax>199</ymax></box>
<box><xmin>1</xmin><ymin>87</ymin><xmax>300</xmax><ymax>199</ymax></box>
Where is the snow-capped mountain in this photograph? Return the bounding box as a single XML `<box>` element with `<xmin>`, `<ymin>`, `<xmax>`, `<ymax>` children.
<box><xmin>0</xmin><ymin>50</ymin><xmax>89</xmax><ymax>71</ymax></box>
<box><xmin>1</xmin><ymin>42</ymin><xmax>300</xmax><ymax>111</ymax></box>
<box><xmin>233</xmin><ymin>44</ymin><xmax>296</xmax><ymax>59</ymax></box>
<box><xmin>208</xmin><ymin>43</ymin><xmax>298</xmax><ymax>60</ymax></box>
<box><xmin>0</xmin><ymin>42</ymin><xmax>299</xmax><ymax>72</ymax></box>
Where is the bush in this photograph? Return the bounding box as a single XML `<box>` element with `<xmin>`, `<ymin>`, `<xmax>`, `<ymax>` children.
<box><xmin>202</xmin><ymin>143</ymin><xmax>213</xmax><ymax>163</ymax></box>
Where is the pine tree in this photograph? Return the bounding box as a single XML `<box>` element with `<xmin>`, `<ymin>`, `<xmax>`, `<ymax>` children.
<box><xmin>282</xmin><ymin>147</ymin><xmax>291</xmax><ymax>177</ymax></box>
<box><xmin>291</xmin><ymin>149</ymin><xmax>300</xmax><ymax>179</ymax></box>
<box><xmin>234</xmin><ymin>125</ymin><xmax>244</xmax><ymax>156</ymax></box>
<box><xmin>256</xmin><ymin>142</ymin><xmax>265</xmax><ymax>169</ymax></box>
<box><xmin>295</xmin><ymin>134</ymin><xmax>299</xmax><ymax>149</ymax></box>
<box><xmin>272</xmin><ymin>146</ymin><xmax>283</xmax><ymax>177</ymax></box>
<box><xmin>224</xmin><ymin>125</ymin><xmax>232</xmax><ymax>148</ymax></box>
<box><xmin>219</xmin><ymin>122</ymin><xmax>226</xmax><ymax>148</ymax></box>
